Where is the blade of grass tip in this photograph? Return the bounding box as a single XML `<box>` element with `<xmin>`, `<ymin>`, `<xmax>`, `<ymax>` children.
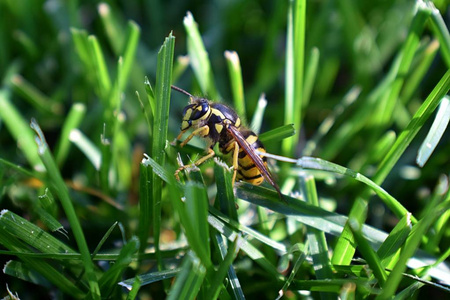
<box><xmin>88</xmin><ymin>35</ymin><xmax>111</xmax><ymax>102</ymax></box>
<box><xmin>91</xmin><ymin>222</ymin><xmax>119</xmax><ymax>259</ymax></box>
<box><xmin>348</xmin><ymin>218</ymin><xmax>388</xmax><ymax>286</ymax></box>
<box><xmin>98</xmin><ymin>3</ymin><xmax>125</xmax><ymax>55</ymax></box>
<box><xmin>30</xmin><ymin>120</ymin><xmax>101</xmax><ymax>299</ymax></box>
<box><xmin>224</xmin><ymin>50</ymin><xmax>246</xmax><ymax>118</ymax></box>
<box><xmin>11</xmin><ymin>75</ymin><xmax>62</xmax><ymax>115</ymax></box>
<box><xmin>250</xmin><ymin>93</ymin><xmax>267</xmax><ymax>134</ymax></box>
<box><xmin>416</xmin><ymin>96</ymin><xmax>450</xmax><ymax>167</ymax></box>
<box><xmin>282</xmin><ymin>0</ymin><xmax>305</xmax><ymax>157</ymax></box>
<box><xmin>118</xmin><ymin>21</ymin><xmax>140</xmax><ymax>92</ymax></box>
<box><xmin>98</xmin><ymin>237</ymin><xmax>139</xmax><ymax>297</ymax></box>
<box><xmin>377</xmin><ymin>193</ymin><xmax>450</xmax><ymax>299</ymax></box>
<box><xmin>213</xmin><ymin>158</ymin><xmax>238</xmax><ymax>221</ymax></box>
<box><xmin>184</xmin><ymin>12</ymin><xmax>218</xmax><ymax>99</ymax></box>
<box><xmin>69</xmin><ymin>129</ymin><xmax>101</xmax><ymax>170</ymax></box>
<box><xmin>301</xmin><ymin>175</ymin><xmax>333</xmax><ymax>286</ymax></box>
<box><xmin>167</xmin><ymin>251</ymin><xmax>207</xmax><ymax>300</ymax></box>
<box><xmin>428</xmin><ymin>2</ymin><xmax>450</xmax><ymax>67</ymax></box>
<box><xmin>144</xmin><ymin>76</ymin><xmax>155</xmax><ymax>120</ymax></box>
<box><xmin>55</xmin><ymin>103</ymin><xmax>86</xmax><ymax>166</ymax></box>
<box><xmin>258</xmin><ymin>124</ymin><xmax>296</xmax><ymax>144</ymax></box>
<box><xmin>0</xmin><ymin>90</ymin><xmax>43</xmax><ymax>171</ymax></box>
<box><xmin>146</xmin><ymin>33</ymin><xmax>175</xmax><ymax>269</ymax></box>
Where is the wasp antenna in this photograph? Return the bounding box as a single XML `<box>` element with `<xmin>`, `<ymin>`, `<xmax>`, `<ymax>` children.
<box><xmin>171</xmin><ymin>85</ymin><xmax>194</xmax><ymax>98</ymax></box>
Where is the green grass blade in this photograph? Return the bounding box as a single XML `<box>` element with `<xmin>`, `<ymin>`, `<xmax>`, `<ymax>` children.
<box><xmin>416</xmin><ymin>96</ymin><xmax>450</xmax><ymax>167</ymax></box>
<box><xmin>125</xmin><ymin>276</ymin><xmax>141</xmax><ymax>300</ymax></box>
<box><xmin>377</xmin><ymin>199</ymin><xmax>450</xmax><ymax>299</ymax></box>
<box><xmin>258</xmin><ymin>124</ymin><xmax>296</xmax><ymax>143</ymax></box>
<box><xmin>69</xmin><ymin>129</ymin><xmax>101</xmax><ymax>170</ymax></box>
<box><xmin>373</xmin><ymin>69</ymin><xmax>450</xmax><ymax>184</ymax></box>
<box><xmin>214</xmin><ymin>234</ymin><xmax>245</xmax><ymax>300</ymax></box>
<box><xmin>145</xmin><ymin>33</ymin><xmax>175</xmax><ymax>269</ymax></box>
<box><xmin>55</xmin><ymin>103</ymin><xmax>86</xmax><ymax>166</ymax></box>
<box><xmin>349</xmin><ymin>218</ymin><xmax>388</xmax><ymax>286</ymax></box>
<box><xmin>183</xmin><ymin>182</ymin><xmax>212</xmax><ymax>268</ymax></box>
<box><xmin>184</xmin><ymin>12</ymin><xmax>217</xmax><ymax>99</ymax></box>
<box><xmin>302</xmin><ymin>175</ymin><xmax>334</xmax><ymax>285</ymax></box>
<box><xmin>209</xmin><ymin>207</ymin><xmax>287</xmax><ymax>254</ymax></box>
<box><xmin>332</xmin><ymin>68</ymin><xmax>450</xmax><ymax>266</ymax></box>
<box><xmin>302</xmin><ymin>47</ymin><xmax>319</xmax><ymax>111</ymax></box>
<box><xmin>30</xmin><ymin>120</ymin><xmax>101</xmax><ymax>299</ymax></box>
<box><xmin>167</xmin><ymin>252</ymin><xmax>206</xmax><ymax>300</ymax></box>
<box><xmin>373</xmin><ymin>3</ymin><xmax>432</xmax><ymax>125</ymax></box>
<box><xmin>11</xmin><ymin>75</ymin><xmax>62</xmax><ymax>115</ymax></box>
<box><xmin>250</xmin><ymin>93</ymin><xmax>267</xmax><ymax>134</ymax></box>
<box><xmin>99</xmin><ymin>237</ymin><xmax>139</xmax><ymax>297</ymax></box>
<box><xmin>88</xmin><ymin>35</ymin><xmax>111</xmax><ymax>101</ymax></box>
<box><xmin>213</xmin><ymin>158</ymin><xmax>237</xmax><ymax>221</ymax></box>
<box><xmin>0</xmin><ymin>212</ymin><xmax>84</xmax><ymax>297</ymax></box>
<box><xmin>98</xmin><ymin>3</ymin><xmax>125</xmax><ymax>55</ymax></box>
<box><xmin>118</xmin><ymin>21</ymin><xmax>140</xmax><ymax>92</ymax></box>
<box><xmin>206</xmin><ymin>236</ymin><xmax>239</xmax><ymax>299</ymax></box>
<box><xmin>119</xmin><ymin>268</ymin><xmax>180</xmax><ymax>289</ymax></box>
<box><xmin>377</xmin><ymin>213</ymin><xmax>412</xmax><ymax>270</ymax></box>
<box><xmin>429</xmin><ymin>2</ymin><xmax>450</xmax><ymax>67</ymax></box>
<box><xmin>282</xmin><ymin>0</ymin><xmax>305</xmax><ymax>156</ymax></box>
<box><xmin>4</xmin><ymin>260</ymin><xmax>51</xmax><ymax>288</ymax></box>
<box><xmin>0</xmin><ymin>90</ymin><xmax>43</xmax><ymax>171</ymax></box>
<box><xmin>224</xmin><ymin>50</ymin><xmax>245</xmax><ymax>118</ymax></box>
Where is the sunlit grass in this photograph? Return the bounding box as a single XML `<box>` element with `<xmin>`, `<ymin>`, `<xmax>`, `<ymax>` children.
<box><xmin>0</xmin><ymin>1</ymin><xmax>449</xmax><ymax>299</ymax></box>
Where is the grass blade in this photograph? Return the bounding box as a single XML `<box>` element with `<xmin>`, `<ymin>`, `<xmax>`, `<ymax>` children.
<box><xmin>416</xmin><ymin>96</ymin><xmax>450</xmax><ymax>167</ymax></box>
<box><xmin>30</xmin><ymin>120</ymin><xmax>101</xmax><ymax>299</ymax></box>
<box><xmin>167</xmin><ymin>252</ymin><xmax>206</xmax><ymax>300</ymax></box>
<box><xmin>184</xmin><ymin>12</ymin><xmax>217</xmax><ymax>99</ymax></box>
<box><xmin>224</xmin><ymin>50</ymin><xmax>245</xmax><ymax>118</ymax></box>
<box><xmin>0</xmin><ymin>90</ymin><xmax>43</xmax><ymax>171</ymax></box>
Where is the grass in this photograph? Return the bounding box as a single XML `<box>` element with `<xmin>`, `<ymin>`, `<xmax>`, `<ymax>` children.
<box><xmin>1</xmin><ymin>0</ymin><xmax>450</xmax><ymax>299</ymax></box>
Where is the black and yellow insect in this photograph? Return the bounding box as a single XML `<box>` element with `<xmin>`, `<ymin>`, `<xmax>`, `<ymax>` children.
<box><xmin>171</xmin><ymin>85</ymin><xmax>282</xmax><ymax>198</ymax></box>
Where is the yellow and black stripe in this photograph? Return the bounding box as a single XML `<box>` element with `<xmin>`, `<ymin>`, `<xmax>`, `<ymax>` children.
<box><xmin>172</xmin><ymin>85</ymin><xmax>282</xmax><ymax>199</ymax></box>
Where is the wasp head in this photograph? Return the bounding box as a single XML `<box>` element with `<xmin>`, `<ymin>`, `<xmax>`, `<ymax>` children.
<box><xmin>180</xmin><ymin>98</ymin><xmax>211</xmax><ymax>131</ymax></box>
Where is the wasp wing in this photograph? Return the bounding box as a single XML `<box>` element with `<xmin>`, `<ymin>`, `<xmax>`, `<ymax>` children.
<box><xmin>226</xmin><ymin>125</ymin><xmax>282</xmax><ymax>198</ymax></box>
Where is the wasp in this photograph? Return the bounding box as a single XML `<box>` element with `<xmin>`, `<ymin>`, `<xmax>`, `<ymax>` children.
<box><xmin>171</xmin><ymin>85</ymin><xmax>282</xmax><ymax>198</ymax></box>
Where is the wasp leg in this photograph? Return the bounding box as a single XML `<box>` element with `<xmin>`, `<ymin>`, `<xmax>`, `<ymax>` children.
<box><xmin>175</xmin><ymin>148</ymin><xmax>215</xmax><ymax>181</ymax></box>
<box><xmin>231</xmin><ymin>141</ymin><xmax>239</xmax><ymax>185</ymax></box>
<box><xmin>177</xmin><ymin>125</ymin><xmax>210</xmax><ymax>147</ymax></box>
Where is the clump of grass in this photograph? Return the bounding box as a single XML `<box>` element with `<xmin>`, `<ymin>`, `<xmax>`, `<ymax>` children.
<box><xmin>1</xmin><ymin>1</ymin><xmax>449</xmax><ymax>299</ymax></box>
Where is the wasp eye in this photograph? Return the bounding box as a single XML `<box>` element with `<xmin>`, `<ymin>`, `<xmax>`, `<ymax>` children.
<box><xmin>190</xmin><ymin>101</ymin><xmax>210</xmax><ymax>120</ymax></box>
